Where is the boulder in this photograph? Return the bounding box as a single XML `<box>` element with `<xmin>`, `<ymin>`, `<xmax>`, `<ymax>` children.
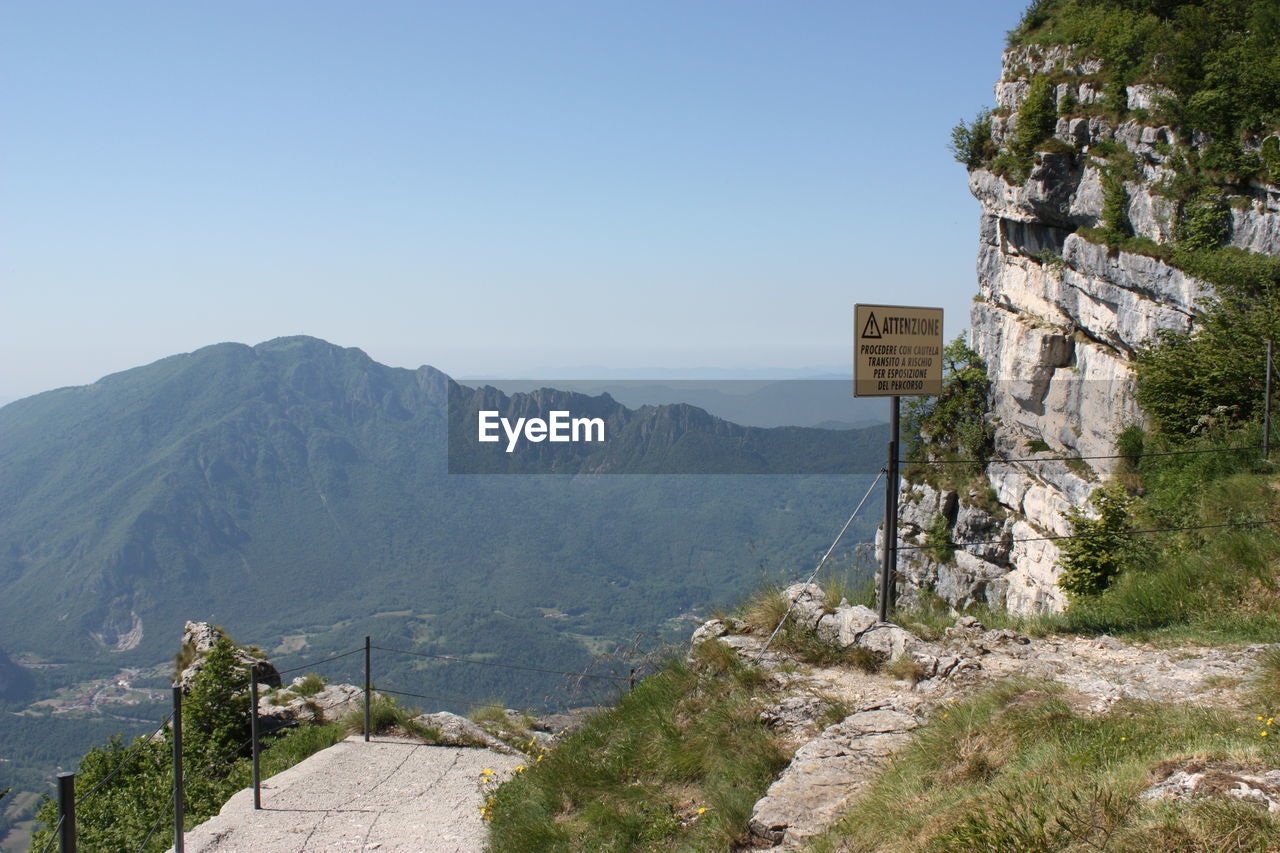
<box><xmin>412</xmin><ymin>711</ymin><xmax>522</xmax><ymax>755</ymax></box>
<box><xmin>814</xmin><ymin>605</ymin><xmax>879</xmax><ymax>648</ymax></box>
<box><xmin>782</xmin><ymin>583</ymin><xmax>828</xmax><ymax>631</ymax></box>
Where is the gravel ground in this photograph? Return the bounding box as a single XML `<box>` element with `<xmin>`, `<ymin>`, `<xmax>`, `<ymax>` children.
<box><xmin>170</xmin><ymin>736</ymin><xmax>523</xmax><ymax>852</ymax></box>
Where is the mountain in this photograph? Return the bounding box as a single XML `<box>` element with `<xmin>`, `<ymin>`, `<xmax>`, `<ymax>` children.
<box><xmin>0</xmin><ymin>337</ymin><xmax>885</xmax><ymax>711</ymax></box>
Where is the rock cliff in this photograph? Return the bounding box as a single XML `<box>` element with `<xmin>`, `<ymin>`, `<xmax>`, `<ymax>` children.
<box><xmin>891</xmin><ymin>43</ymin><xmax>1280</xmax><ymax>614</ymax></box>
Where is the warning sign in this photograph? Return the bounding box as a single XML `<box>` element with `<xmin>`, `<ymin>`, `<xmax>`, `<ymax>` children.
<box><xmin>854</xmin><ymin>304</ymin><xmax>944</xmax><ymax>397</ymax></box>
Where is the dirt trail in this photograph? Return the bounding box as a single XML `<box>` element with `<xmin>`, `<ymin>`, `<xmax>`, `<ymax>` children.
<box><xmin>170</xmin><ymin>736</ymin><xmax>522</xmax><ymax>853</ymax></box>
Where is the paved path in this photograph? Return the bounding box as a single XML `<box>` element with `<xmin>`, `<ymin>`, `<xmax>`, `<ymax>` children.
<box><xmin>172</xmin><ymin>736</ymin><xmax>523</xmax><ymax>852</ymax></box>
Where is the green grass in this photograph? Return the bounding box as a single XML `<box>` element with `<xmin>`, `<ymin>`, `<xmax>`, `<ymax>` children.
<box><xmin>808</xmin><ymin>679</ymin><xmax>1280</xmax><ymax>853</ymax></box>
<box><xmin>340</xmin><ymin>694</ymin><xmax>441</xmax><ymax>742</ymax></box>
<box><xmin>228</xmin><ymin>723</ymin><xmax>347</xmax><ymax>785</ymax></box>
<box><xmin>294</xmin><ymin>673</ymin><xmax>326</xmax><ymax>697</ymax></box>
<box><xmin>486</xmin><ymin>651</ymin><xmax>788</xmax><ymax>853</ymax></box>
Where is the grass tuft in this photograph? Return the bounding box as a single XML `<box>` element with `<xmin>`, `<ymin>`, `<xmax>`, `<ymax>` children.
<box><xmin>807</xmin><ymin>680</ymin><xmax>1280</xmax><ymax>852</ymax></box>
<box><xmin>486</xmin><ymin>658</ymin><xmax>787</xmax><ymax>852</ymax></box>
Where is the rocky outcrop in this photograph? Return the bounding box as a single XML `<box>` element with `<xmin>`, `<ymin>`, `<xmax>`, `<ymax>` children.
<box><xmin>1142</xmin><ymin>760</ymin><xmax>1280</xmax><ymax>814</ymax></box>
<box><xmin>257</xmin><ymin>678</ymin><xmax>364</xmax><ymax>730</ymax></box>
<box><xmin>176</xmin><ymin>621</ymin><xmax>281</xmax><ymax>693</ymax></box>
<box><xmin>748</xmin><ymin>705</ymin><xmax>920</xmax><ymax>849</ymax></box>
<box><xmin>705</xmin><ymin>602</ymin><xmax>1270</xmax><ymax>849</ymax></box>
<box><xmin>411</xmin><ymin>711</ymin><xmax>524</xmax><ymax>755</ymax></box>
<box><xmin>890</xmin><ymin>43</ymin><xmax>1280</xmax><ymax>615</ymax></box>
<box><xmin>691</xmin><ymin>584</ymin><xmax>978</xmax><ymax>686</ymax></box>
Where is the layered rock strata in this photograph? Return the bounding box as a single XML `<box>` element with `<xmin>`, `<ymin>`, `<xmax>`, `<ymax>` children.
<box><xmin>890</xmin><ymin>44</ymin><xmax>1280</xmax><ymax>614</ymax></box>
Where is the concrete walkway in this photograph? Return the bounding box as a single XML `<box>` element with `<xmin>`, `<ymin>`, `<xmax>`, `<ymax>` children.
<box><xmin>172</xmin><ymin>736</ymin><xmax>523</xmax><ymax>852</ymax></box>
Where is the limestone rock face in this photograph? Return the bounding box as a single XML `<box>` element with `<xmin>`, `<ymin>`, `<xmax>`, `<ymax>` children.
<box><xmin>886</xmin><ymin>44</ymin><xmax>1280</xmax><ymax>615</ymax></box>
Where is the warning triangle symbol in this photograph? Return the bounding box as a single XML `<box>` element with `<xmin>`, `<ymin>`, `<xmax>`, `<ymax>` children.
<box><xmin>861</xmin><ymin>312</ymin><xmax>882</xmax><ymax>339</ymax></box>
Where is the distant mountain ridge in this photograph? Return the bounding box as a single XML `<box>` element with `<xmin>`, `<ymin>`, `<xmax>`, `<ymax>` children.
<box><xmin>447</xmin><ymin>381</ymin><xmax>882</xmax><ymax>474</ymax></box>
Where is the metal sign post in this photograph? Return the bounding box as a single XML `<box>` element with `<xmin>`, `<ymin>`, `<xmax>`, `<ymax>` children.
<box><xmin>854</xmin><ymin>304</ymin><xmax>944</xmax><ymax>622</ymax></box>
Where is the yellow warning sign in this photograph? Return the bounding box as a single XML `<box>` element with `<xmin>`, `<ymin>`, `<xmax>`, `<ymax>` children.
<box><xmin>854</xmin><ymin>303</ymin><xmax>944</xmax><ymax>397</ymax></box>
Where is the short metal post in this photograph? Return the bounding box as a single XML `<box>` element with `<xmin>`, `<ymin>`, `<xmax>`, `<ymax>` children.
<box><xmin>57</xmin><ymin>772</ymin><xmax>75</xmax><ymax>853</ymax></box>
<box><xmin>250</xmin><ymin>666</ymin><xmax>261</xmax><ymax>810</ymax></box>
<box><xmin>1265</xmin><ymin>340</ymin><xmax>1272</xmax><ymax>460</ymax></box>
<box><xmin>363</xmin><ymin>636</ymin><xmax>371</xmax><ymax>742</ymax></box>
<box><xmin>628</xmin><ymin>668</ymin><xmax>636</xmax><ymax>692</ymax></box>
<box><xmin>879</xmin><ymin>396</ymin><xmax>900</xmax><ymax>622</ymax></box>
<box><xmin>172</xmin><ymin>686</ymin><xmax>185</xmax><ymax>853</ymax></box>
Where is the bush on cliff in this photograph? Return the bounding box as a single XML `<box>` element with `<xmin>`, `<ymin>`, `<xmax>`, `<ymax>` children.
<box><xmin>29</xmin><ymin>636</ymin><xmax>344</xmax><ymax>853</ymax></box>
<box><xmin>903</xmin><ymin>335</ymin><xmax>994</xmax><ymax>494</ymax></box>
<box><xmin>1134</xmin><ymin>251</ymin><xmax>1280</xmax><ymax>441</ymax></box>
<box><xmin>1010</xmin><ymin>0</ymin><xmax>1280</xmax><ymax>140</ymax></box>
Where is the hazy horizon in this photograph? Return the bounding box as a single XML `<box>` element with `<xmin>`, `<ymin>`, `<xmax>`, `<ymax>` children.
<box><xmin>2</xmin><ymin>1</ymin><xmax>1028</xmax><ymax>401</ymax></box>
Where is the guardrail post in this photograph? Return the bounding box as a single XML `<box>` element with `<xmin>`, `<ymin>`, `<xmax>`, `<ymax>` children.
<box><xmin>250</xmin><ymin>665</ymin><xmax>262</xmax><ymax>810</ymax></box>
<box><xmin>172</xmin><ymin>686</ymin><xmax>185</xmax><ymax>853</ymax></box>
<box><xmin>57</xmin><ymin>772</ymin><xmax>75</xmax><ymax>853</ymax></box>
<box><xmin>364</xmin><ymin>636</ymin><xmax>371</xmax><ymax>742</ymax></box>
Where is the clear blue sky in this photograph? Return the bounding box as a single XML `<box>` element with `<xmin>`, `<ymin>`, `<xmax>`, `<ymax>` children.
<box><xmin>1</xmin><ymin>1</ymin><xmax>1029</xmax><ymax>402</ymax></box>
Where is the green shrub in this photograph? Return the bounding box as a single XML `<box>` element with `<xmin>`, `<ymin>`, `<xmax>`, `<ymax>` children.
<box><xmin>923</xmin><ymin>513</ymin><xmax>956</xmax><ymax>565</ymax></box>
<box><xmin>295</xmin><ymin>672</ymin><xmax>326</xmax><ymax>697</ymax></box>
<box><xmin>1058</xmin><ymin>486</ymin><xmax>1142</xmax><ymax>599</ymax></box>
<box><xmin>29</xmin><ymin>633</ymin><xmax>340</xmax><ymax>853</ymax></box>
<box><xmin>1100</xmin><ymin>169</ymin><xmax>1133</xmax><ymax>240</ymax></box>
<box><xmin>1011</xmin><ymin>75</ymin><xmax>1059</xmax><ymax>160</ymax></box>
<box><xmin>949</xmin><ymin>108</ymin><xmax>996</xmax><ymax>169</ymax></box>
<box><xmin>903</xmin><ymin>335</ymin><xmax>993</xmax><ymax>492</ymax></box>
<box><xmin>343</xmin><ymin>694</ymin><xmax>410</xmax><ymax>736</ymax></box>
<box><xmin>1134</xmin><ymin>253</ymin><xmax>1280</xmax><ymax>440</ymax></box>
<box><xmin>1178</xmin><ymin>188</ymin><xmax>1231</xmax><ymax>251</ymax></box>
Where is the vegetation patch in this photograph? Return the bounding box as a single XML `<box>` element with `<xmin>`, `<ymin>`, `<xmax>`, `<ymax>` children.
<box><xmin>1058</xmin><ymin>426</ymin><xmax>1280</xmax><ymax>644</ymax></box>
<box><xmin>808</xmin><ymin>679</ymin><xmax>1280</xmax><ymax>852</ymax></box>
<box><xmin>485</xmin><ymin>655</ymin><xmax>788</xmax><ymax>853</ymax></box>
<box><xmin>903</xmin><ymin>336</ymin><xmax>994</xmax><ymax>497</ymax></box>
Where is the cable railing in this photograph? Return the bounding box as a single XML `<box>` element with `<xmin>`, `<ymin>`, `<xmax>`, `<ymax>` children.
<box><xmin>40</xmin><ymin>633</ymin><xmax>640</xmax><ymax>852</ymax></box>
<box><xmin>897</xmin><ymin>442</ymin><xmax>1264</xmax><ymax>467</ymax></box>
